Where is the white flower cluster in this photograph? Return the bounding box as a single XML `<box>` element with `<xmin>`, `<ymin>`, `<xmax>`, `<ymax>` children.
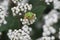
<box><xmin>0</xmin><ymin>5</ymin><xmax>7</xmax><ymax>26</ymax></box>
<box><xmin>36</xmin><ymin>36</ymin><xmax>55</xmax><ymax>40</ymax></box>
<box><xmin>40</xmin><ymin>0</ymin><xmax>60</xmax><ymax>39</ymax></box>
<box><xmin>45</xmin><ymin>0</ymin><xmax>60</xmax><ymax>10</ymax></box>
<box><xmin>0</xmin><ymin>0</ymin><xmax>9</xmax><ymax>26</ymax></box>
<box><xmin>11</xmin><ymin>0</ymin><xmax>36</xmax><ymax>25</ymax></box>
<box><xmin>43</xmin><ymin>25</ymin><xmax>56</xmax><ymax>36</ymax></box>
<box><xmin>53</xmin><ymin>0</ymin><xmax>60</xmax><ymax>9</ymax></box>
<box><xmin>7</xmin><ymin>25</ymin><xmax>32</xmax><ymax>40</ymax></box>
<box><xmin>42</xmin><ymin>10</ymin><xmax>59</xmax><ymax>37</ymax></box>
<box><xmin>44</xmin><ymin>10</ymin><xmax>58</xmax><ymax>25</ymax></box>
<box><xmin>45</xmin><ymin>0</ymin><xmax>60</xmax><ymax>9</ymax></box>
<box><xmin>20</xmin><ymin>14</ymin><xmax>37</xmax><ymax>25</ymax></box>
<box><xmin>11</xmin><ymin>0</ymin><xmax>32</xmax><ymax>16</ymax></box>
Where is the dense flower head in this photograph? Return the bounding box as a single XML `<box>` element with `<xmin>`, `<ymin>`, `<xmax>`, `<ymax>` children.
<box><xmin>7</xmin><ymin>25</ymin><xmax>32</xmax><ymax>40</ymax></box>
<box><xmin>11</xmin><ymin>3</ymin><xmax>32</xmax><ymax>16</ymax></box>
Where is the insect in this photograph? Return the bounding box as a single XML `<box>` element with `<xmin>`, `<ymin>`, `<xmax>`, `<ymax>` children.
<box><xmin>24</xmin><ymin>12</ymin><xmax>36</xmax><ymax>20</ymax></box>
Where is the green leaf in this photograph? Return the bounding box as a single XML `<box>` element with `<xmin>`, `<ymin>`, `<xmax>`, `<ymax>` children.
<box><xmin>0</xmin><ymin>6</ymin><xmax>19</xmax><ymax>32</ymax></box>
<box><xmin>29</xmin><ymin>0</ymin><xmax>47</xmax><ymax>20</ymax></box>
<box><xmin>29</xmin><ymin>0</ymin><xmax>47</xmax><ymax>39</ymax></box>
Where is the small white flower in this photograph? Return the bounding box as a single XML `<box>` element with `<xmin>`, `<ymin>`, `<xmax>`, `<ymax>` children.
<box><xmin>19</xmin><ymin>13</ymin><xmax>22</xmax><ymax>15</ymax></box>
<box><xmin>3</xmin><ymin>20</ymin><xmax>7</xmax><ymax>24</ymax></box>
<box><xmin>51</xmin><ymin>36</ymin><xmax>55</xmax><ymax>40</ymax></box>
